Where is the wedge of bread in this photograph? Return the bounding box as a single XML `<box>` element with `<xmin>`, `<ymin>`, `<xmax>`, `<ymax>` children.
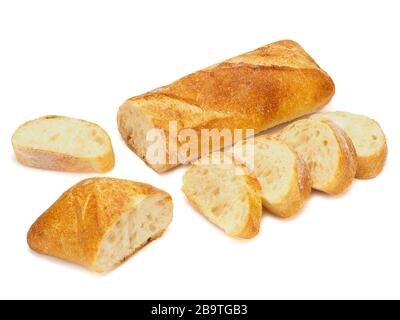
<box><xmin>12</xmin><ymin>116</ymin><xmax>115</xmax><ymax>173</ymax></box>
<box><xmin>276</xmin><ymin>119</ymin><xmax>357</xmax><ymax>195</ymax></box>
<box><xmin>182</xmin><ymin>152</ymin><xmax>262</xmax><ymax>239</ymax></box>
<box><xmin>28</xmin><ymin>178</ymin><xmax>173</xmax><ymax>273</ymax></box>
<box><xmin>231</xmin><ymin>136</ymin><xmax>311</xmax><ymax>218</ymax></box>
<box><xmin>310</xmin><ymin>111</ymin><xmax>387</xmax><ymax>179</ymax></box>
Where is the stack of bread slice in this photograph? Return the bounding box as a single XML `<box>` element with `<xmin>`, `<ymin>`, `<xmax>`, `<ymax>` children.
<box><xmin>182</xmin><ymin>112</ymin><xmax>387</xmax><ymax>239</ymax></box>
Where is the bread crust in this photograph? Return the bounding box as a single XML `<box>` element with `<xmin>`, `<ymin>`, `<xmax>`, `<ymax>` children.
<box><xmin>27</xmin><ymin>178</ymin><xmax>173</xmax><ymax>272</ymax></box>
<box><xmin>12</xmin><ymin>116</ymin><xmax>115</xmax><ymax>173</ymax></box>
<box><xmin>118</xmin><ymin>40</ymin><xmax>335</xmax><ymax>173</ymax></box>
<box><xmin>322</xmin><ymin>120</ymin><xmax>358</xmax><ymax>194</ymax></box>
<box><xmin>272</xmin><ymin>154</ymin><xmax>312</xmax><ymax>218</ymax></box>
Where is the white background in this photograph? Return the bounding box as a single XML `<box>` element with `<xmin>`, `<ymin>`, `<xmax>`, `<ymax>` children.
<box><xmin>0</xmin><ymin>0</ymin><xmax>399</xmax><ymax>300</ymax></box>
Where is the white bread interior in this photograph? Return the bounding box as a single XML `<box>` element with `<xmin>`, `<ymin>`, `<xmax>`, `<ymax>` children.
<box><xmin>231</xmin><ymin>137</ymin><xmax>311</xmax><ymax>218</ymax></box>
<box><xmin>93</xmin><ymin>193</ymin><xmax>173</xmax><ymax>273</ymax></box>
<box><xmin>277</xmin><ymin>119</ymin><xmax>357</xmax><ymax>195</ymax></box>
<box><xmin>310</xmin><ymin>111</ymin><xmax>387</xmax><ymax>179</ymax></box>
<box><xmin>12</xmin><ymin>116</ymin><xmax>115</xmax><ymax>172</ymax></box>
<box><xmin>182</xmin><ymin>152</ymin><xmax>262</xmax><ymax>239</ymax></box>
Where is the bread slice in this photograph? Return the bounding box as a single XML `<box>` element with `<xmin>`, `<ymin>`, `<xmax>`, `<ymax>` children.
<box><xmin>310</xmin><ymin>111</ymin><xmax>387</xmax><ymax>179</ymax></box>
<box><xmin>12</xmin><ymin>116</ymin><xmax>115</xmax><ymax>173</ymax></box>
<box><xmin>182</xmin><ymin>152</ymin><xmax>262</xmax><ymax>239</ymax></box>
<box><xmin>27</xmin><ymin>178</ymin><xmax>173</xmax><ymax>273</ymax></box>
<box><xmin>276</xmin><ymin>119</ymin><xmax>357</xmax><ymax>195</ymax></box>
<box><xmin>231</xmin><ymin>136</ymin><xmax>311</xmax><ymax>218</ymax></box>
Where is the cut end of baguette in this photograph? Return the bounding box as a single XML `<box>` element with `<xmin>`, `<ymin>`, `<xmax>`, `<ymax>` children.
<box><xmin>310</xmin><ymin>111</ymin><xmax>387</xmax><ymax>179</ymax></box>
<box><xmin>12</xmin><ymin>116</ymin><xmax>115</xmax><ymax>173</ymax></box>
<box><xmin>27</xmin><ymin>178</ymin><xmax>173</xmax><ymax>273</ymax></box>
<box><xmin>93</xmin><ymin>193</ymin><xmax>173</xmax><ymax>273</ymax></box>
<box><xmin>232</xmin><ymin>137</ymin><xmax>311</xmax><ymax>218</ymax></box>
<box><xmin>182</xmin><ymin>153</ymin><xmax>262</xmax><ymax>239</ymax></box>
<box><xmin>277</xmin><ymin>119</ymin><xmax>357</xmax><ymax>195</ymax></box>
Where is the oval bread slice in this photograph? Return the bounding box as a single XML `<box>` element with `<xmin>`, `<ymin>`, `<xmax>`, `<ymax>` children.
<box><xmin>276</xmin><ymin>119</ymin><xmax>357</xmax><ymax>195</ymax></box>
<box><xmin>27</xmin><ymin>178</ymin><xmax>173</xmax><ymax>273</ymax></box>
<box><xmin>310</xmin><ymin>111</ymin><xmax>387</xmax><ymax>179</ymax></box>
<box><xmin>12</xmin><ymin>116</ymin><xmax>115</xmax><ymax>173</ymax></box>
<box><xmin>182</xmin><ymin>152</ymin><xmax>262</xmax><ymax>239</ymax></box>
<box><xmin>231</xmin><ymin>136</ymin><xmax>311</xmax><ymax>218</ymax></box>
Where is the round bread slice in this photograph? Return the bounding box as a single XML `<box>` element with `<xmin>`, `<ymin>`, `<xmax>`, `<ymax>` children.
<box><xmin>12</xmin><ymin>116</ymin><xmax>115</xmax><ymax>173</ymax></box>
<box><xmin>310</xmin><ymin>111</ymin><xmax>387</xmax><ymax>179</ymax></box>
<box><xmin>231</xmin><ymin>136</ymin><xmax>311</xmax><ymax>218</ymax></box>
<box><xmin>182</xmin><ymin>152</ymin><xmax>262</xmax><ymax>239</ymax></box>
<box><xmin>276</xmin><ymin>119</ymin><xmax>357</xmax><ymax>195</ymax></box>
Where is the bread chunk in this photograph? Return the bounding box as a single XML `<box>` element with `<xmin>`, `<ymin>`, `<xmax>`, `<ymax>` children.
<box><xmin>28</xmin><ymin>178</ymin><xmax>173</xmax><ymax>273</ymax></box>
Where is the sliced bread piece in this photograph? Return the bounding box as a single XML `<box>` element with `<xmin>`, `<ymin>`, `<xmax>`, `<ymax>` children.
<box><xmin>27</xmin><ymin>178</ymin><xmax>173</xmax><ymax>273</ymax></box>
<box><xmin>231</xmin><ymin>136</ymin><xmax>311</xmax><ymax>218</ymax></box>
<box><xmin>182</xmin><ymin>152</ymin><xmax>262</xmax><ymax>239</ymax></box>
<box><xmin>310</xmin><ymin>111</ymin><xmax>387</xmax><ymax>179</ymax></box>
<box><xmin>12</xmin><ymin>116</ymin><xmax>115</xmax><ymax>173</ymax></box>
<box><xmin>276</xmin><ymin>119</ymin><xmax>357</xmax><ymax>195</ymax></box>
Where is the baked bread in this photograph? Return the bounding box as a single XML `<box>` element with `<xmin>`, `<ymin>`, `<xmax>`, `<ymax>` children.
<box><xmin>276</xmin><ymin>119</ymin><xmax>357</xmax><ymax>195</ymax></box>
<box><xmin>231</xmin><ymin>136</ymin><xmax>311</xmax><ymax>218</ymax></box>
<box><xmin>12</xmin><ymin>116</ymin><xmax>115</xmax><ymax>173</ymax></box>
<box><xmin>118</xmin><ymin>40</ymin><xmax>335</xmax><ymax>173</ymax></box>
<box><xmin>28</xmin><ymin>178</ymin><xmax>173</xmax><ymax>273</ymax></box>
<box><xmin>310</xmin><ymin>111</ymin><xmax>387</xmax><ymax>179</ymax></box>
<box><xmin>182</xmin><ymin>152</ymin><xmax>262</xmax><ymax>239</ymax></box>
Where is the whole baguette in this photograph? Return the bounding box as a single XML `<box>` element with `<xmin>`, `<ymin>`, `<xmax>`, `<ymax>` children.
<box><xmin>118</xmin><ymin>40</ymin><xmax>335</xmax><ymax>173</ymax></box>
<box><xmin>28</xmin><ymin>178</ymin><xmax>173</xmax><ymax>273</ymax></box>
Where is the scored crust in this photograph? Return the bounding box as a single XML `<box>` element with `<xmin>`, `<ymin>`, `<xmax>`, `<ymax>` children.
<box><xmin>27</xmin><ymin>178</ymin><xmax>173</xmax><ymax>273</ymax></box>
<box><xmin>118</xmin><ymin>40</ymin><xmax>335</xmax><ymax>173</ymax></box>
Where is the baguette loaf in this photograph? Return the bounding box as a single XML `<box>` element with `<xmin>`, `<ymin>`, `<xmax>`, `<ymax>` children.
<box><xmin>12</xmin><ymin>116</ymin><xmax>115</xmax><ymax>173</ymax></box>
<box><xmin>277</xmin><ymin>119</ymin><xmax>357</xmax><ymax>195</ymax></box>
<box><xmin>118</xmin><ymin>40</ymin><xmax>335</xmax><ymax>173</ymax></box>
<box><xmin>231</xmin><ymin>136</ymin><xmax>312</xmax><ymax>218</ymax></box>
<box><xmin>28</xmin><ymin>178</ymin><xmax>173</xmax><ymax>273</ymax></box>
<box><xmin>310</xmin><ymin>111</ymin><xmax>387</xmax><ymax>179</ymax></box>
<box><xmin>182</xmin><ymin>152</ymin><xmax>262</xmax><ymax>239</ymax></box>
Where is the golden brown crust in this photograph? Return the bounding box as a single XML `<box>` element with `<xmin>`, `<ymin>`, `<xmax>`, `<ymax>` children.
<box><xmin>12</xmin><ymin>116</ymin><xmax>115</xmax><ymax>173</ymax></box>
<box><xmin>27</xmin><ymin>178</ymin><xmax>172</xmax><ymax>269</ymax></box>
<box><xmin>356</xmin><ymin>140</ymin><xmax>387</xmax><ymax>179</ymax></box>
<box><xmin>118</xmin><ymin>40</ymin><xmax>335</xmax><ymax>173</ymax></box>
<box><xmin>236</xmin><ymin>175</ymin><xmax>263</xmax><ymax>239</ymax></box>
<box><xmin>320</xmin><ymin>120</ymin><xmax>358</xmax><ymax>195</ymax></box>
<box><xmin>272</xmin><ymin>154</ymin><xmax>312</xmax><ymax>218</ymax></box>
